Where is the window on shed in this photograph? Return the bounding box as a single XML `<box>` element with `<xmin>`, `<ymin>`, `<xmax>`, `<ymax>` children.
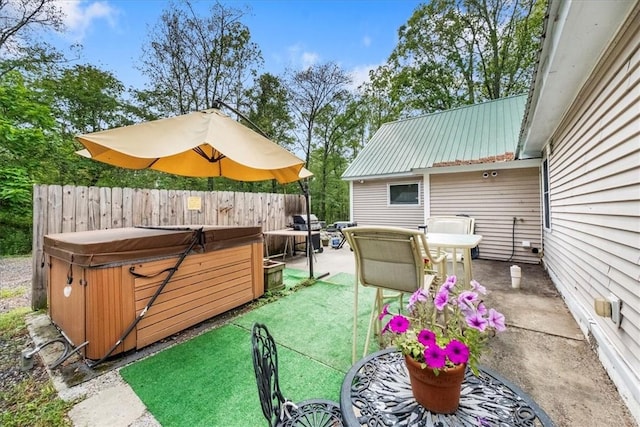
<box><xmin>389</xmin><ymin>183</ymin><xmax>420</xmax><ymax>205</ymax></box>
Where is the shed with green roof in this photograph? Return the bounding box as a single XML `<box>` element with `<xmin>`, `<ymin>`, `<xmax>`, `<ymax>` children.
<box><xmin>342</xmin><ymin>95</ymin><xmax>543</xmax><ymax>264</ymax></box>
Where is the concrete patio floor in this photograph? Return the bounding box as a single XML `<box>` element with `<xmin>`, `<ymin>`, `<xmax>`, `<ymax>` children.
<box><xmin>286</xmin><ymin>243</ymin><xmax>637</xmax><ymax>426</ymax></box>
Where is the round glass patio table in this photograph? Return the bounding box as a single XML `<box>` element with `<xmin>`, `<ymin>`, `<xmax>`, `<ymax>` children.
<box><xmin>340</xmin><ymin>348</ymin><xmax>555</xmax><ymax>426</ymax></box>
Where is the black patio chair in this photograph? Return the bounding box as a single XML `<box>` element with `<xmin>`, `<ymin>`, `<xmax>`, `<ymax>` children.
<box><xmin>251</xmin><ymin>323</ymin><xmax>344</xmax><ymax>427</ymax></box>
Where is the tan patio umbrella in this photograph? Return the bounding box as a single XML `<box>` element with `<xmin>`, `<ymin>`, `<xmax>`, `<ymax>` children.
<box><xmin>76</xmin><ymin>108</ymin><xmax>306</xmax><ymax>184</ymax></box>
<box><xmin>76</xmin><ymin>105</ymin><xmax>318</xmax><ymax>280</ymax></box>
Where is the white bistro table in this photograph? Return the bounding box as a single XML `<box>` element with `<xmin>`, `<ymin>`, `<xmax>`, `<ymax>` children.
<box><xmin>426</xmin><ymin>233</ymin><xmax>482</xmax><ymax>285</ymax></box>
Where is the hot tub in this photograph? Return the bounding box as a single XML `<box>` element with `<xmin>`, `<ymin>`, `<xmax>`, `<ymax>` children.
<box><xmin>44</xmin><ymin>225</ymin><xmax>264</xmax><ymax>360</ymax></box>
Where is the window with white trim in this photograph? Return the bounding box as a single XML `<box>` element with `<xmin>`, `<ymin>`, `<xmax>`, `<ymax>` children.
<box><xmin>389</xmin><ymin>183</ymin><xmax>420</xmax><ymax>205</ymax></box>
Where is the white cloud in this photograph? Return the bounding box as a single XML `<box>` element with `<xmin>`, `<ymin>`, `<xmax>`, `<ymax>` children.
<box><xmin>287</xmin><ymin>43</ymin><xmax>320</xmax><ymax>70</ymax></box>
<box><xmin>57</xmin><ymin>1</ymin><xmax>119</xmax><ymax>42</ymax></box>
<box><xmin>362</xmin><ymin>35</ymin><xmax>372</xmax><ymax>48</ymax></box>
<box><xmin>301</xmin><ymin>51</ymin><xmax>319</xmax><ymax>69</ymax></box>
<box><xmin>349</xmin><ymin>63</ymin><xmax>380</xmax><ymax>89</ymax></box>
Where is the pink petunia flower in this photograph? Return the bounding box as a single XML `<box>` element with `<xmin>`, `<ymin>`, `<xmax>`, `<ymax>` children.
<box><xmin>434</xmin><ymin>290</ymin><xmax>449</xmax><ymax>311</ymax></box>
<box><xmin>388</xmin><ymin>315</ymin><xmax>410</xmax><ymax>333</ymax></box>
<box><xmin>378</xmin><ymin>303</ymin><xmax>390</xmax><ymax>321</ymax></box>
<box><xmin>470</xmin><ymin>280</ymin><xmax>487</xmax><ymax>295</ymax></box>
<box><xmin>445</xmin><ymin>339</ymin><xmax>470</xmax><ymax>365</ymax></box>
<box><xmin>440</xmin><ymin>275</ymin><xmax>457</xmax><ymax>292</ymax></box>
<box><xmin>407</xmin><ymin>288</ymin><xmax>428</xmax><ymax>309</ymax></box>
<box><xmin>423</xmin><ymin>344</ymin><xmax>447</xmax><ymax>369</ymax></box>
<box><xmin>476</xmin><ymin>302</ymin><xmax>488</xmax><ymax>316</ymax></box>
<box><xmin>417</xmin><ymin>329</ymin><xmax>436</xmax><ymax>347</ymax></box>
<box><xmin>457</xmin><ymin>290</ymin><xmax>478</xmax><ymax>306</ymax></box>
<box><xmin>488</xmin><ymin>308</ymin><xmax>506</xmax><ymax>332</ymax></box>
<box><xmin>458</xmin><ymin>298</ymin><xmax>476</xmax><ymax>317</ymax></box>
<box><xmin>465</xmin><ymin>312</ymin><xmax>488</xmax><ymax>332</ymax></box>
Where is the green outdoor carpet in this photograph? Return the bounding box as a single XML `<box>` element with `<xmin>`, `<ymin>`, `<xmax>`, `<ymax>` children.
<box><xmin>121</xmin><ymin>274</ymin><xmax>384</xmax><ymax>427</ymax></box>
<box><xmin>283</xmin><ymin>267</ymin><xmax>310</xmax><ymax>287</ymax></box>
<box><xmin>120</xmin><ymin>323</ymin><xmax>344</xmax><ymax>427</ymax></box>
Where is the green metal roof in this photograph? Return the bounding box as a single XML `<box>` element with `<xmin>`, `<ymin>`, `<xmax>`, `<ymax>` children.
<box><xmin>342</xmin><ymin>95</ymin><xmax>527</xmax><ymax>179</ymax></box>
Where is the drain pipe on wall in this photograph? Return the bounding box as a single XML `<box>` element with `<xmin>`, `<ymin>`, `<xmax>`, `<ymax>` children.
<box><xmin>507</xmin><ymin>216</ymin><xmax>517</xmax><ymax>262</ymax></box>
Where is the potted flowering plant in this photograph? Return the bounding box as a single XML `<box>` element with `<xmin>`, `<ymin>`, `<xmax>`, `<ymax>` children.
<box><xmin>379</xmin><ymin>275</ymin><xmax>506</xmax><ymax>413</ymax></box>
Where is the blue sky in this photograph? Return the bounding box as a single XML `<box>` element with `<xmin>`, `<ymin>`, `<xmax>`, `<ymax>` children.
<box><xmin>51</xmin><ymin>0</ymin><xmax>423</xmax><ymax>90</ymax></box>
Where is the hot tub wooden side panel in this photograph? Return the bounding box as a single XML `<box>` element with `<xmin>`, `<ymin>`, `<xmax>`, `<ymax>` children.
<box><xmin>133</xmin><ymin>244</ymin><xmax>264</xmax><ymax>349</ymax></box>
<box><xmin>48</xmin><ymin>257</ymin><xmax>137</xmax><ymax>360</ymax></box>
<box><xmin>84</xmin><ymin>266</ymin><xmax>137</xmax><ymax>360</ymax></box>
<box><xmin>48</xmin><ymin>258</ymin><xmax>86</xmax><ymax>349</ymax></box>
<box><xmin>252</xmin><ymin>241</ymin><xmax>264</xmax><ymax>297</ymax></box>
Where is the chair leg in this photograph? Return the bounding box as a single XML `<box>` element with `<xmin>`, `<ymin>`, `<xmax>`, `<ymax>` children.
<box><xmin>352</xmin><ymin>276</ymin><xmax>359</xmax><ymax>364</ymax></box>
<box><xmin>363</xmin><ymin>289</ymin><xmax>382</xmax><ymax>359</ymax></box>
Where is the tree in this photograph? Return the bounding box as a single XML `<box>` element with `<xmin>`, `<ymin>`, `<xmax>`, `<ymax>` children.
<box><xmin>138</xmin><ymin>0</ymin><xmax>263</xmax><ymax>116</ymax></box>
<box><xmin>0</xmin><ymin>0</ymin><xmax>67</xmax><ymax>76</ymax></box>
<box><xmin>374</xmin><ymin>0</ymin><xmax>545</xmax><ymax>114</ymax></box>
<box><xmin>45</xmin><ymin>64</ymin><xmax>131</xmax><ymax>135</ymax></box>
<box><xmin>286</xmin><ymin>62</ymin><xmax>352</xmax><ymax>167</ymax></box>
<box><xmin>240</xmin><ymin>73</ymin><xmax>297</xmax><ymax>193</ymax></box>
<box><xmin>245</xmin><ymin>73</ymin><xmax>295</xmax><ymax>150</ymax></box>
<box><xmin>311</xmin><ymin>93</ymin><xmax>362</xmax><ymax>222</ymax></box>
<box><xmin>0</xmin><ymin>69</ymin><xmax>60</xmax><ymax>253</ymax></box>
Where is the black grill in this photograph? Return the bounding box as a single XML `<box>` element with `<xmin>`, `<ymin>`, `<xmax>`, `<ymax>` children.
<box><xmin>292</xmin><ymin>214</ymin><xmax>321</xmax><ymax>231</ymax></box>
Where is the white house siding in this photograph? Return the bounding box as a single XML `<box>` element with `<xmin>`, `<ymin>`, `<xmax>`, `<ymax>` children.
<box><xmin>543</xmin><ymin>12</ymin><xmax>640</xmax><ymax>417</ymax></box>
<box><xmin>429</xmin><ymin>168</ymin><xmax>542</xmax><ymax>264</ymax></box>
<box><xmin>351</xmin><ymin>177</ymin><xmax>424</xmax><ymax>228</ymax></box>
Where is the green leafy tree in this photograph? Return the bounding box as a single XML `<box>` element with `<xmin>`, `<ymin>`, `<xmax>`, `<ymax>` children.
<box><xmin>47</xmin><ymin>64</ymin><xmax>130</xmax><ymax>134</ymax></box>
<box><xmin>373</xmin><ymin>0</ymin><xmax>545</xmax><ymax>114</ymax></box>
<box><xmin>241</xmin><ymin>73</ymin><xmax>297</xmax><ymax>193</ymax></box>
<box><xmin>0</xmin><ymin>69</ymin><xmax>58</xmax><ymax>253</ymax></box>
<box><xmin>311</xmin><ymin>93</ymin><xmax>361</xmax><ymax>222</ymax></box>
<box><xmin>137</xmin><ymin>0</ymin><xmax>263</xmax><ymax>192</ymax></box>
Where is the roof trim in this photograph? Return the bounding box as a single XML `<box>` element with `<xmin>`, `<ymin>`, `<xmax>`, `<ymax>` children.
<box><xmin>518</xmin><ymin>0</ymin><xmax>636</xmax><ymax>158</ymax></box>
<box><xmin>414</xmin><ymin>159</ymin><xmax>541</xmax><ymax>175</ymax></box>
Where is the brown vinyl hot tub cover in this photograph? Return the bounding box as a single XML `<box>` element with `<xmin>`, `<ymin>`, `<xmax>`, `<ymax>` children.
<box><xmin>44</xmin><ymin>225</ymin><xmax>263</xmax><ymax>267</ymax></box>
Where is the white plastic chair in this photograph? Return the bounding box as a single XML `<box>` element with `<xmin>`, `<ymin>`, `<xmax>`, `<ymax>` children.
<box><xmin>425</xmin><ymin>216</ymin><xmax>475</xmax><ymax>235</ymax></box>
<box><xmin>343</xmin><ymin>226</ymin><xmax>447</xmax><ymax>363</ymax></box>
<box><xmin>425</xmin><ymin>216</ymin><xmax>475</xmax><ymax>276</ymax></box>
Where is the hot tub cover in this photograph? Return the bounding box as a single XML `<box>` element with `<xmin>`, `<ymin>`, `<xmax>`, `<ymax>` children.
<box><xmin>44</xmin><ymin>225</ymin><xmax>262</xmax><ymax>267</ymax></box>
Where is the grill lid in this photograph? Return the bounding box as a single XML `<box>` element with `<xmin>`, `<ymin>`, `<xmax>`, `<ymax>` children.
<box><xmin>293</xmin><ymin>214</ymin><xmax>318</xmax><ymax>224</ymax></box>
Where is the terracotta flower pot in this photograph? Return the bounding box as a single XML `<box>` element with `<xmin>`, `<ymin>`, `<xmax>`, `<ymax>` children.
<box><xmin>404</xmin><ymin>355</ymin><xmax>466</xmax><ymax>414</ymax></box>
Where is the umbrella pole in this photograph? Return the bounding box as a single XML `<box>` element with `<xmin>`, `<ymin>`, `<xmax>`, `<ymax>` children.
<box><xmin>211</xmin><ymin>100</ymin><xmax>322</xmax><ymax>280</ymax></box>
<box><xmin>298</xmin><ymin>180</ymin><xmax>329</xmax><ymax>281</ymax></box>
<box><xmin>299</xmin><ymin>180</ymin><xmax>314</xmax><ymax>279</ymax></box>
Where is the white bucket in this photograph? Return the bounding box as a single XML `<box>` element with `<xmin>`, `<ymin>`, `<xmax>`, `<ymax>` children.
<box><xmin>510</xmin><ymin>265</ymin><xmax>522</xmax><ymax>289</ymax></box>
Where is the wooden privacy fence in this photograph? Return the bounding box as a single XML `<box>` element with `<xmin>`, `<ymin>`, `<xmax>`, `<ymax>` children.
<box><xmin>31</xmin><ymin>184</ymin><xmax>307</xmax><ymax>309</ymax></box>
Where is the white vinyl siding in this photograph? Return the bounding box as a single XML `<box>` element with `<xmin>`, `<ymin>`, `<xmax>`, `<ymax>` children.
<box><xmin>429</xmin><ymin>168</ymin><xmax>542</xmax><ymax>264</ymax></box>
<box><xmin>352</xmin><ymin>178</ymin><xmax>424</xmax><ymax>228</ymax></box>
<box><xmin>543</xmin><ymin>11</ymin><xmax>640</xmax><ymax>404</ymax></box>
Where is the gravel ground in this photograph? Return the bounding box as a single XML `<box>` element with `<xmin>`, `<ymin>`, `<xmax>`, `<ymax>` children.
<box><xmin>0</xmin><ymin>256</ymin><xmax>53</xmax><ymax>423</ymax></box>
<box><xmin>0</xmin><ymin>256</ymin><xmax>33</xmax><ymax>313</ymax></box>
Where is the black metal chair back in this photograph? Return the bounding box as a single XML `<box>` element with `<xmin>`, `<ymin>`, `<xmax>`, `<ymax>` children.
<box><xmin>252</xmin><ymin>322</ymin><xmax>287</xmax><ymax>426</ymax></box>
<box><xmin>251</xmin><ymin>323</ymin><xmax>344</xmax><ymax>427</ymax></box>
